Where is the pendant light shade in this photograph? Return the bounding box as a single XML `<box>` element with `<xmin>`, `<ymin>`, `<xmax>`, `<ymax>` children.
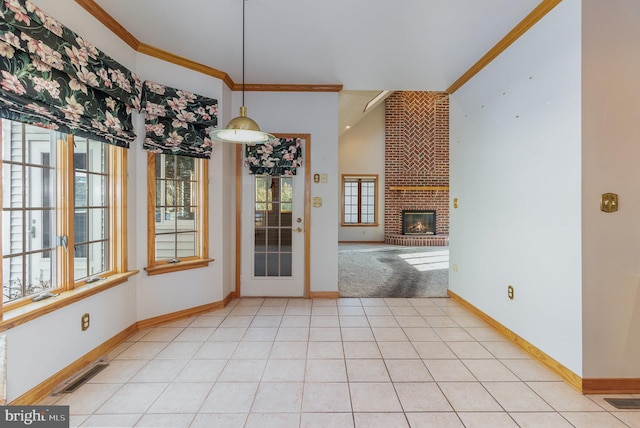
<box><xmin>211</xmin><ymin>106</ymin><xmax>275</xmax><ymax>144</ymax></box>
<box><xmin>212</xmin><ymin>0</ymin><xmax>274</xmax><ymax>144</ymax></box>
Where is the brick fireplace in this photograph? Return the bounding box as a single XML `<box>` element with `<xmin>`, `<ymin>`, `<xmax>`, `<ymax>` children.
<box><xmin>384</xmin><ymin>92</ymin><xmax>449</xmax><ymax>247</ymax></box>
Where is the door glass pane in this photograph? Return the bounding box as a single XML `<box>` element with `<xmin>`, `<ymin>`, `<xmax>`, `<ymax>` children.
<box><xmin>280</xmin><ymin>253</ymin><xmax>292</xmax><ymax>276</ymax></box>
<box><xmin>280</xmin><ymin>228</ymin><xmax>292</xmax><ymax>252</ymax></box>
<box><xmin>255</xmin><ymin>229</ymin><xmax>266</xmax><ymax>252</ymax></box>
<box><xmin>254</xmin><ymin>252</ymin><xmax>266</xmax><ymax>276</ymax></box>
<box><xmin>253</xmin><ymin>175</ymin><xmax>294</xmax><ymax>278</ymax></box>
<box><xmin>267</xmin><ymin>254</ymin><xmax>279</xmax><ymax>276</ymax></box>
<box><xmin>266</xmin><ymin>229</ymin><xmax>279</xmax><ymax>252</ymax></box>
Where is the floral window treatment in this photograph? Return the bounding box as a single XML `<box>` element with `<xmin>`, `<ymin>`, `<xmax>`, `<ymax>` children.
<box><xmin>245</xmin><ymin>138</ymin><xmax>303</xmax><ymax>176</ymax></box>
<box><xmin>141</xmin><ymin>81</ymin><xmax>217</xmax><ymax>159</ymax></box>
<box><xmin>0</xmin><ymin>0</ymin><xmax>141</xmax><ymax>147</ymax></box>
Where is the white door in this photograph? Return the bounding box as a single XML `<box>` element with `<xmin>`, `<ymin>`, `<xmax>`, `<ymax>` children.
<box><xmin>241</xmin><ymin>157</ymin><xmax>306</xmax><ymax>296</ymax></box>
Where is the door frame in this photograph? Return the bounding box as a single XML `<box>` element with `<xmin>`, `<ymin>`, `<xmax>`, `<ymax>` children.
<box><xmin>235</xmin><ymin>133</ymin><xmax>311</xmax><ymax>297</ymax></box>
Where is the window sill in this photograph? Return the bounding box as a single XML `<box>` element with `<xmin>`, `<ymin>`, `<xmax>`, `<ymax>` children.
<box><xmin>341</xmin><ymin>223</ymin><xmax>379</xmax><ymax>227</ymax></box>
<box><xmin>144</xmin><ymin>258</ymin><xmax>215</xmax><ymax>276</ymax></box>
<box><xmin>0</xmin><ymin>270</ymin><xmax>139</xmax><ymax>332</ymax></box>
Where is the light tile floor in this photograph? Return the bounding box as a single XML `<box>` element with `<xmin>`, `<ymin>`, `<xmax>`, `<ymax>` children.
<box><xmin>41</xmin><ymin>297</ymin><xmax>640</xmax><ymax>427</ymax></box>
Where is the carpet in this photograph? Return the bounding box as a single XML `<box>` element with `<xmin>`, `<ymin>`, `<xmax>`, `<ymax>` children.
<box><xmin>338</xmin><ymin>243</ymin><xmax>449</xmax><ymax>298</ymax></box>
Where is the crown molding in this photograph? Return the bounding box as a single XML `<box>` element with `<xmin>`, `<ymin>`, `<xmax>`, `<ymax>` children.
<box><xmin>74</xmin><ymin>0</ymin><xmax>342</xmax><ymax>93</ymax></box>
<box><xmin>136</xmin><ymin>43</ymin><xmax>234</xmax><ymax>88</ymax></box>
<box><xmin>75</xmin><ymin>0</ymin><xmax>140</xmax><ymax>50</ymax></box>
<box><xmin>447</xmin><ymin>0</ymin><xmax>563</xmax><ymax>94</ymax></box>
<box><xmin>236</xmin><ymin>83</ymin><xmax>343</xmax><ymax>92</ymax></box>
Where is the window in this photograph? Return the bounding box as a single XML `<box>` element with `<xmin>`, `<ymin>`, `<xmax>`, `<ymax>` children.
<box><xmin>342</xmin><ymin>175</ymin><xmax>378</xmax><ymax>226</ymax></box>
<box><xmin>145</xmin><ymin>153</ymin><xmax>211</xmax><ymax>275</ymax></box>
<box><xmin>1</xmin><ymin>119</ymin><xmax>131</xmax><ymax>315</ymax></box>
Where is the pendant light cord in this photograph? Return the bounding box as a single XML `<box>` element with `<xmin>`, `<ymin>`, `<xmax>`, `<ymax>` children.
<box><xmin>242</xmin><ymin>0</ymin><xmax>245</xmax><ymax>106</ymax></box>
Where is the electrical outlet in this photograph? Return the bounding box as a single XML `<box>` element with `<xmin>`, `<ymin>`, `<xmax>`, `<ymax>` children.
<box><xmin>507</xmin><ymin>285</ymin><xmax>514</xmax><ymax>300</ymax></box>
<box><xmin>81</xmin><ymin>313</ymin><xmax>90</xmax><ymax>331</ymax></box>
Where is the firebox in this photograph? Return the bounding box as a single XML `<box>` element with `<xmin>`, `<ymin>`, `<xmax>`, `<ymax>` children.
<box><xmin>402</xmin><ymin>210</ymin><xmax>436</xmax><ymax>235</ymax></box>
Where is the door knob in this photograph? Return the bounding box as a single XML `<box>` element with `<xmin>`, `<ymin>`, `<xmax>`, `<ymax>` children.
<box><xmin>294</xmin><ymin>227</ymin><xmax>303</xmax><ymax>233</ymax></box>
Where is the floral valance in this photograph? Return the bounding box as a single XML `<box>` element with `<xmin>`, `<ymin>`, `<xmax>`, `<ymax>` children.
<box><xmin>141</xmin><ymin>80</ymin><xmax>217</xmax><ymax>159</ymax></box>
<box><xmin>0</xmin><ymin>0</ymin><xmax>142</xmax><ymax>147</ymax></box>
<box><xmin>245</xmin><ymin>137</ymin><xmax>303</xmax><ymax>176</ymax></box>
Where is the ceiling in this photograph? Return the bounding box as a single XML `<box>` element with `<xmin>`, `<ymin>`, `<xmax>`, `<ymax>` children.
<box><xmin>86</xmin><ymin>0</ymin><xmax>543</xmax><ymax>131</ymax></box>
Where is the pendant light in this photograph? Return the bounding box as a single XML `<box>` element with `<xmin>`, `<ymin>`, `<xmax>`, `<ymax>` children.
<box><xmin>212</xmin><ymin>0</ymin><xmax>275</xmax><ymax>144</ymax></box>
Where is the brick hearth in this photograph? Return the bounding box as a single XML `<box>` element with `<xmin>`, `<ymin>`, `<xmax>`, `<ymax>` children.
<box><xmin>385</xmin><ymin>234</ymin><xmax>449</xmax><ymax>247</ymax></box>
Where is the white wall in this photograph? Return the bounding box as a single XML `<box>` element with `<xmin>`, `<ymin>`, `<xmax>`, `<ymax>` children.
<box><xmin>449</xmin><ymin>0</ymin><xmax>584</xmax><ymax>374</ymax></box>
<box><xmin>581</xmin><ymin>0</ymin><xmax>640</xmax><ymax>378</ymax></box>
<box><xmin>338</xmin><ymin>104</ymin><xmax>386</xmax><ymax>242</ymax></box>
<box><xmin>237</xmin><ymin>91</ymin><xmax>340</xmax><ymax>293</ymax></box>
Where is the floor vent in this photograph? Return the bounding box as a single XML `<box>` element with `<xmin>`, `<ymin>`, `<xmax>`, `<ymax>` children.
<box><xmin>604</xmin><ymin>398</ymin><xmax>640</xmax><ymax>409</ymax></box>
<box><xmin>56</xmin><ymin>363</ymin><xmax>109</xmax><ymax>394</ymax></box>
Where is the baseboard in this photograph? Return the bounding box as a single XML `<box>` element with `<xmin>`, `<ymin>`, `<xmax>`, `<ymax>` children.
<box><xmin>582</xmin><ymin>378</ymin><xmax>640</xmax><ymax>394</ymax></box>
<box><xmin>447</xmin><ymin>289</ymin><xmax>583</xmax><ymax>393</ymax></box>
<box><xmin>137</xmin><ymin>291</ymin><xmax>237</xmax><ymax>330</ymax></box>
<box><xmin>10</xmin><ymin>291</ymin><xmax>237</xmax><ymax>405</ymax></box>
<box><xmin>10</xmin><ymin>324</ymin><xmax>138</xmax><ymax>405</ymax></box>
<box><xmin>309</xmin><ymin>291</ymin><xmax>340</xmax><ymax>299</ymax></box>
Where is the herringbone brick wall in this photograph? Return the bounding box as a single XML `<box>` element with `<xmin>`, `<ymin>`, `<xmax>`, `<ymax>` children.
<box><xmin>385</xmin><ymin>91</ymin><xmax>450</xmax><ymax>236</ymax></box>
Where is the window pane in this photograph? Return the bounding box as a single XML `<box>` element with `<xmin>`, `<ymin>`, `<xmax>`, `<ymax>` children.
<box><xmin>3</xmin><ymin>256</ymin><xmax>23</xmax><ymax>303</ymax></box>
<box><xmin>87</xmin><ymin>139</ymin><xmax>105</xmax><ymax>173</ymax></box>
<box><xmin>74</xmin><ymin>208</ymin><xmax>87</xmax><ymax>248</ymax></box>
<box><xmin>163</xmin><ymin>155</ymin><xmax>175</xmax><ymax>179</ymax></box>
<box><xmin>89</xmin><ymin>174</ymin><xmax>107</xmax><ymax>206</ymax></box>
<box><xmin>165</xmin><ymin>181</ymin><xmax>176</xmax><ymax>207</ymax></box>
<box><xmin>3</xmin><ymin>252</ymin><xmax>56</xmax><ymax>304</ymax></box>
<box><xmin>2</xmin><ymin>209</ymin><xmax>22</xmax><ymax>254</ymax></box>
<box><xmin>74</xmin><ymin>142</ymin><xmax>87</xmax><ymax>170</ymax></box>
<box><xmin>163</xmin><ymin>207</ymin><xmax>176</xmax><ymax>223</ymax></box>
<box><xmin>154</xmin><ymin>179</ymin><xmax>161</xmax><ymax>206</ymax></box>
<box><xmin>87</xmin><ymin>242</ymin><xmax>107</xmax><ymax>276</ymax></box>
<box><xmin>2</xmin><ymin>120</ymin><xmax>58</xmax><ymax>302</ymax></box>
<box><xmin>176</xmin><ymin>232</ymin><xmax>196</xmax><ymax>258</ymax></box>
<box><xmin>88</xmin><ymin>208</ymin><xmax>107</xmax><ymax>241</ymax></box>
<box><xmin>150</xmin><ymin>153</ymin><xmax>204</xmax><ymax>267</ymax></box>
<box><xmin>176</xmin><ymin>156</ymin><xmax>195</xmax><ymax>180</ymax></box>
<box><xmin>177</xmin><ymin>217</ymin><xmax>196</xmax><ymax>232</ymax></box>
<box><xmin>75</xmin><ymin>172</ymin><xmax>88</xmax><ymax>208</ymax></box>
<box><xmin>155</xmin><ymin>233</ymin><xmax>176</xmax><ymax>260</ymax></box>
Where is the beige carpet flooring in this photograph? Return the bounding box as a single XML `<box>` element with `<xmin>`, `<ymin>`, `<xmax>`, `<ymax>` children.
<box><xmin>338</xmin><ymin>244</ymin><xmax>449</xmax><ymax>298</ymax></box>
